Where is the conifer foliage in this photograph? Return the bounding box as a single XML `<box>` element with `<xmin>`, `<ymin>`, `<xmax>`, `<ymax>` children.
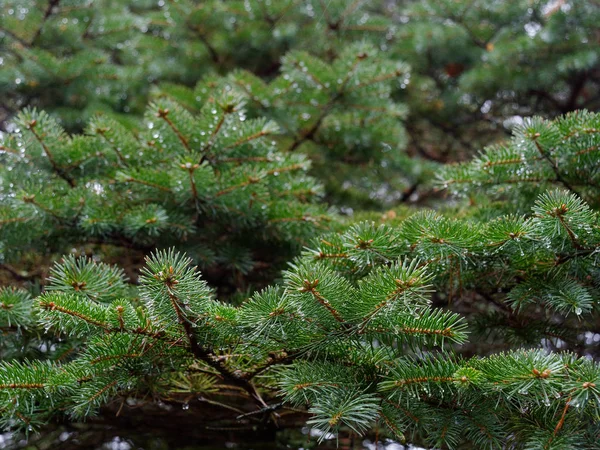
<box><xmin>0</xmin><ymin>0</ymin><xmax>398</xmax><ymax>130</ymax></box>
<box><xmin>2</xmin><ymin>1</ymin><xmax>600</xmax><ymax>449</ymax></box>
<box><xmin>396</xmin><ymin>0</ymin><xmax>600</xmax><ymax>158</ymax></box>
<box><xmin>441</xmin><ymin>110</ymin><xmax>600</xmax><ymax>210</ymax></box>
<box><xmin>1</xmin><ymin>0</ymin><xmax>161</xmax><ymax>129</ymax></box>
<box><xmin>0</xmin><ymin>82</ymin><xmax>329</xmax><ymax>289</ymax></box>
<box><xmin>2</xmin><ymin>180</ymin><xmax>600</xmax><ymax>448</ymax></box>
<box><xmin>1</xmin><ymin>112</ymin><xmax>600</xmax><ymax>448</ymax></box>
<box><xmin>159</xmin><ymin>42</ymin><xmax>420</xmax><ymax>207</ymax></box>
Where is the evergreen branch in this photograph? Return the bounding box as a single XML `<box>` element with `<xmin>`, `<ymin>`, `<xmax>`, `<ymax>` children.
<box><xmin>531</xmin><ymin>133</ymin><xmax>582</xmax><ymax>199</ymax></box>
<box><xmin>164</xmin><ymin>285</ymin><xmax>267</xmax><ymax>407</ymax></box>
<box><xmin>340</xmin><ymin>0</ymin><xmax>364</xmax><ymax>23</ymax></box>
<box><xmin>39</xmin><ymin>299</ymin><xmax>111</xmax><ymax>330</ymax></box>
<box><xmin>298</xmin><ymin>279</ymin><xmax>345</xmax><ymax>323</ymax></box>
<box><xmin>236</xmin><ymin>402</ymin><xmax>284</xmax><ymax>420</ymax></box>
<box><xmin>287</xmin><ymin>105</ymin><xmax>332</xmax><ymax>151</ymax></box>
<box><xmin>223</xmin><ymin>130</ymin><xmax>269</xmax><ymax>149</ymax></box>
<box><xmin>291</xmin><ymin>60</ymin><xmax>326</xmax><ymax>89</ymax></box>
<box><xmin>188</xmin><ymin>169</ymin><xmax>199</xmax><ymax>203</ymax></box>
<box><xmin>221</xmin><ymin>156</ymin><xmax>272</xmax><ymax>164</ymax></box>
<box><xmin>343</xmin><ymin>24</ymin><xmax>389</xmax><ymax>32</ymax></box>
<box><xmin>14</xmin><ymin>412</ymin><xmax>32</xmax><ymax>426</ymax></box>
<box><xmin>26</xmin><ymin>120</ymin><xmax>76</xmax><ymax>187</ymax></box>
<box><xmin>90</xmin><ymin>353</ymin><xmax>142</xmax><ymax>365</ymax></box>
<box><xmin>201</xmin><ymin>111</ymin><xmax>226</xmax><ymax>155</ymax></box>
<box><xmin>244</xmin><ymin>352</ymin><xmax>296</xmax><ymax>380</ymax></box>
<box><xmin>30</xmin><ymin>0</ymin><xmax>61</xmax><ymax>45</ymax></box>
<box><xmin>187</xmin><ymin>24</ymin><xmax>221</xmax><ymax>65</ymax></box>
<box><xmin>0</xmin><ymin>27</ymin><xmax>30</xmax><ymax>48</ymax></box>
<box><xmin>95</xmin><ymin>128</ymin><xmax>129</xmax><ymax>166</ymax></box>
<box><xmin>197</xmin><ymin>396</ymin><xmax>246</xmax><ymax>416</ymax></box>
<box><xmin>214</xmin><ymin>177</ymin><xmax>260</xmax><ymax>197</ymax></box>
<box><xmin>555</xmin><ymin>212</ymin><xmax>584</xmax><ymax>251</ymax></box>
<box><xmin>0</xmin><ymin>145</ymin><xmax>20</xmax><ymax>155</ymax></box>
<box><xmin>317</xmin><ymin>0</ymin><xmax>335</xmax><ymax>28</ymax></box>
<box><xmin>315</xmin><ymin>252</ymin><xmax>348</xmax><ymax>259</ymax></box>
<box><xmin>268</xmin><ymin>215</ymin><xmax>327</xmax><ymax>225</ymax></box>
<box><xmin>231</xmin><ymin>80</ymin><xmax>266</xmax><ymax>109</ymax></box>
<box><xmin>552</xmin><ymin>395</ymin><xmax>571</xmax><ymax>438</ymax></box>
<box><xmin>0</xmin><ymin>383</ymin><xmax>45</xmax><ymax>389</ymax></box>
<box><xmin>88</xmin><ymin>379</ymin><xmax>118</xmax><ymax>403</ymax></box>
<box><xmin>346</xmin><ymin>70</ymin><xmax>403</xmax><ymax>93</ymax></box>
<box><xmin>156</xmin><ymin>108</ymin><xmax>191</xmax><ymax>152</ymax></box>
<box><xmin>266</xmin><ymin>163</ymin><xmax>305</xmax><ymax>176</ymax></box>
<box><xmin>573</xmin><ymin>144</ymin><xmax>599</xmax><ymax>157</ymax></box>
<box><xmin>562</xmin><ymin>127</ymin><xmax>600</xmax><ymax>141</ymax></box>
<box><xmin>64</xmin><ymin>151</ymin><xmax>105</xmax><ymax>171</ymax></box>
<box><xmin>38</xmin><ymin>296</ymin><xmax>168</xmax><ymax>342</ymax></box>
<box><xmin>1</xmin><ymin>6</ymin><xmax>599</xmax><ymax>444</ymax></box>
<box><xmin>22</xmin><ymin>196</ymin><xmax>65</xmax><ymax>222</ymax></box>
<box><xmin>119</xmin><ymin>176</ymin><xmax>172</xmax><ymax>192</ymax></box>
<box><xmin>392</xmin><ymin>375</ymin><xmax>462</xmax><ymax>387</ymax></box>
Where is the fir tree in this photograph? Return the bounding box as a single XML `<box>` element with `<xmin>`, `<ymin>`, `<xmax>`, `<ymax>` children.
<box><xmin>4</xmin><ymin>0</ymin><xmax>596</xmax><ymax>208</ymax></box>
<box><xmin>0</xmin><ymin>0</ymin><xmax>397</xmax><ymax>131</ymax></box>
<box><xmin>0</xmin><ymin>0</ymin><xmax>163</xmax><ymax>129</ymax></box>
<box><xmin>2</xmin><ymin>2</ymin><xmax>600</xmax><ymax>448</ymax></box>
<box><xmin>441</xmin><ymin>110</ymin><xmax>600</xmax><ymax>211</ymax></box>
<box><xmin>157</xmin><ymin>41</ymin><xmax>425</xmax><ymax>209</ymax></box>
<box><xmin>1</xmin><ymin>1</ymin><xmax>424</xmax><ymax>209</ymax></box>
<box><xmin>396</xmin><ymin>0</ymin><xmax>600</xmax><ymax>160</ymax></box>
<box><xmin>0</xmin><ymin>79</ymin><xmax>330</xmax><ymax>292</ymax></box>
<box><xmin>1</xmin><ymin>112</ymin><xmax>600</xmax><ymax>448</ymax></box>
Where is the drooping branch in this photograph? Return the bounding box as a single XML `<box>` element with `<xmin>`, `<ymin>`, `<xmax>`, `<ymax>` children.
<box><xmin>27</xmin><ymin>120</ymin><xmax>76</xmax><ymax>187</ymax></box>
<box><xmin>532</xmin><ymin>134</ymin><xmax>583</xmax><ymax>200</ymax></box>
<box><xmin>165</xmin><ymin>285</ymin><xmax>268</xmax><ymax>407</ymax></box>
<box><xmin>30</xmin><ymin>0</ymin><xmax>61</xmax><ymax>46</ymax></box>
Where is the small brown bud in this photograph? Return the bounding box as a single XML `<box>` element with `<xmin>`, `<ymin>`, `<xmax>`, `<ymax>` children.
<box><xmin>156</xmin><ymin>108</ymin><xmax>169</xmax><ymax>118</ymax></box>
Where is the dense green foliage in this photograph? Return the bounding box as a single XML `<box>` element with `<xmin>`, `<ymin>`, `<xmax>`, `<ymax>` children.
<box><xmin>0</xmin><ymin>0</ymin><xmax>398</xmax><ymax>130</ymax></box>
<box><xmin>158</xmin><ymin>43</ymin><xmax>418</xmax><ymax>208</ymax></box>
<box><xmin>397</xmin><ymin>0</ymin><xmax>600</xmax><ymax>158</ymax></box>
<box><xmin>1</xmin><ymin>1</ymin><xmax>600</xmax><ymax>449</ymax></box>
<box><xmin>2</xmin><ymin>174</ymin><xmax>600</xmax><ymax>447</ymax></box>
<box><xmin>3</xmin><ymin>0</ymin><xmax>597</xmax><ymax>155</ymax></box>
<box><xmin>2</xmin><ymin>112</ymin><xmax>600</xmax><ymax>447</ymax></box>
<box><xmin>441</xmin><ymin>110</ymin><xmax>600</xmax><ymax>210</ymax></box>
<box><xmin>0</xmin><ymin>82</ymin><xmax>332</xmax><ymax>292</ymax></box>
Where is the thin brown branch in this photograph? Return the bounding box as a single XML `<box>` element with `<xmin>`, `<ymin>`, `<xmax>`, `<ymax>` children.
<box><xmin>120</xmin><ymin>176</ymin><xmax>172</xmax><ymax>192</ymax></box>
<box><xmin>96</xmin><ymin>129</ymin><xmax>129</xmax><ymax>166</ymax></box>
<box><xmin>27</xmin><ymin>121</ymin><xmax>76</xmax><ymax>187</ymax></box>
<box><xmin>532</xmin><ymin>134</ymin><xmax>583</xmax><ymax>199</ymax></box>
<box><xmin>30</xmin><ymin>0</ymin><xmax>61</xmax><ymax>45</ymax></box>
<box><xmin>156</xmin><ymin>108</ymin><xmax>191</xmax><ymax>152</ymax></box>
<box><xmin>165</xmin><ymin>286</ymin><xmax>268</xmax><ymax>407</ymax></box>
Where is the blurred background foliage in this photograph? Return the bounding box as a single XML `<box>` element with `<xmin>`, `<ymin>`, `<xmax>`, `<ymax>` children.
<box><xmin>3</xmin><ymin>0</ymin><xmax>598</xmax><ymax>155</ymax></box>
